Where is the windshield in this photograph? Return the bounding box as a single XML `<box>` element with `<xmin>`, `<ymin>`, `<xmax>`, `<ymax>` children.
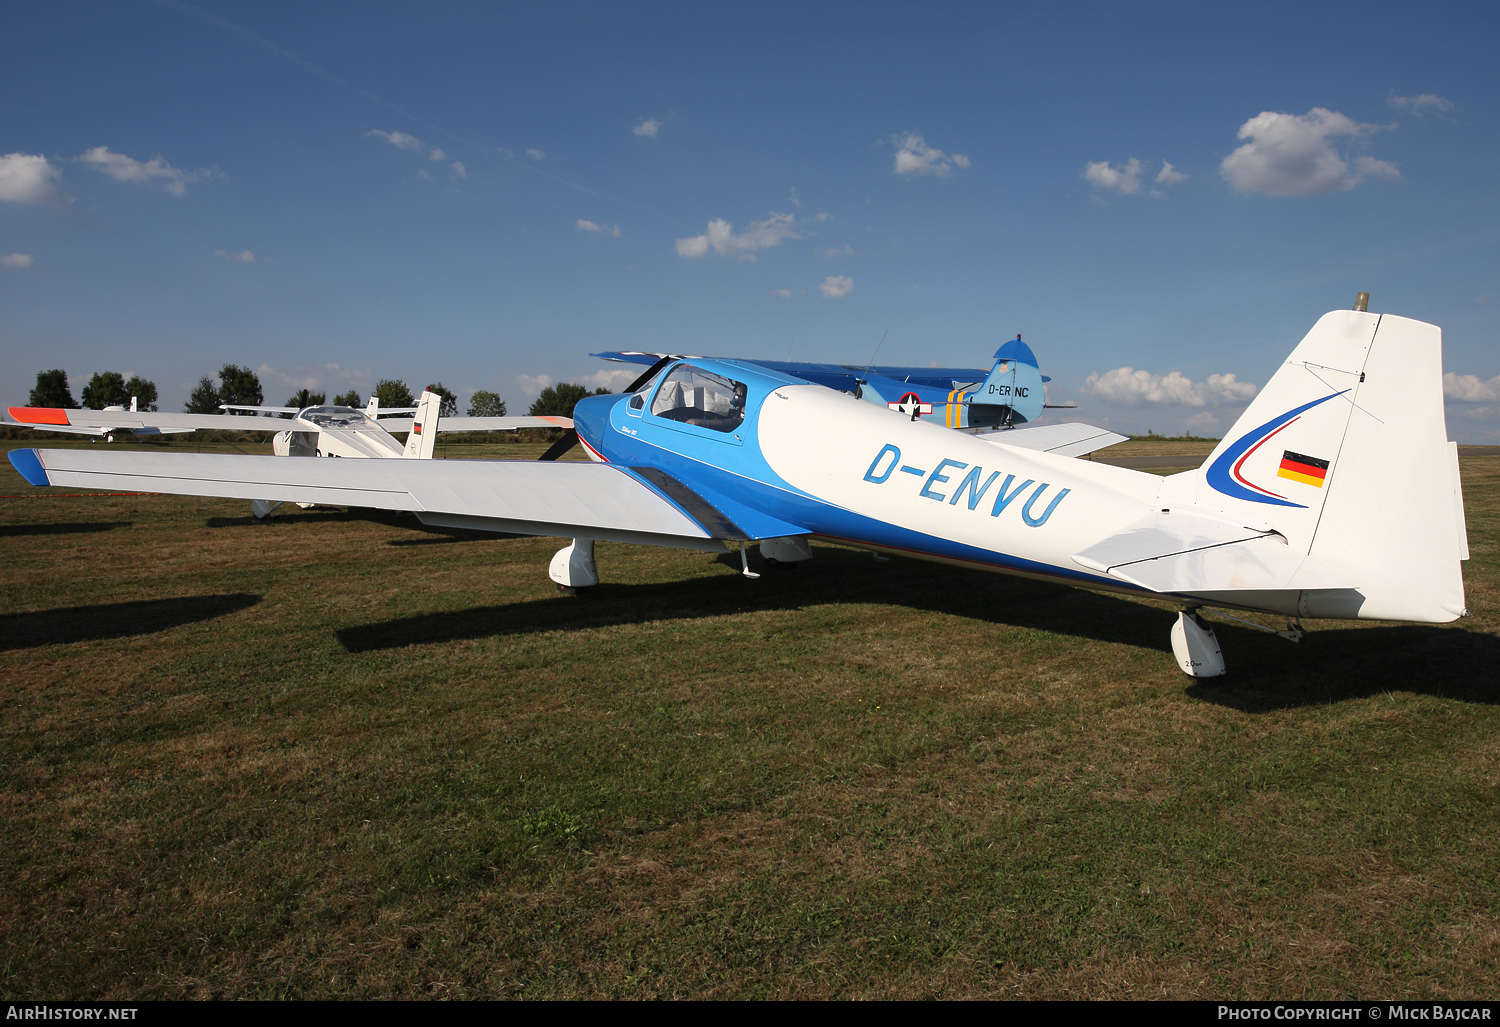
<box><xmin>299</xmin><ymin>406</ymin><xmax>375</xmax><ymax>429</ymax></box>
<box><xmin>650</xmin><ymin>366</ymin><xmax>747</xmax><ymax>433</ymax></box>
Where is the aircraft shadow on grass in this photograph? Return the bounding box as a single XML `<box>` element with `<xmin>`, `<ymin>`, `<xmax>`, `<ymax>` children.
<box><xmin>205</xmin><ymin>508</ymin><xmax>525</xmax><ymax>545</ymax></box>
<box><xmin>1</xmin><ymin>593</ymin><xmax>261</xmax><ymax>651</ymax></box>
<box><xmin>0</xmin><ymin>521</ymin><xmax>132</xmax><ymax>537</ymax></box>
<box><xmin>334</xmin><ymin>545</ymin><xmax>1500</xmax><ymax>710</ymax></box>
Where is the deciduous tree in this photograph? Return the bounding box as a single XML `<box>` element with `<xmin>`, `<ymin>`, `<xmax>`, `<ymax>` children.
<box><xmin>29</xmin><ymin>370</ymin><xmax>78</xmax><ymax>408</ymax></box>
<box><xmin>528</xmin><ymin>383</ymin><xmax>610</xmax><ymax>418</ymax></box>
<box><xmin>467</xmin><ymin>390</ymin><xmax>506</xmax><ymax>417</ymax></box>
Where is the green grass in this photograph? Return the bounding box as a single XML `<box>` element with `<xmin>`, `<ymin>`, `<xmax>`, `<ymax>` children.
<box><xmin>0</xmin><ymin>444</ymin><xmax>1496</xmax><ymax>999</ymax></box>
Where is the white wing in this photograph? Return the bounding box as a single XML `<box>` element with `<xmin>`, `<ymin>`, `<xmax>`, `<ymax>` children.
<box><xmin>378</xmin><ymin>415</ymin><xmax>575</xmax><ymax>433</ymax></box>
<box><xmin>6</xmin><ymin>407</ymin><xmax>286</xmax><ymax>433</ymax></box>
<box><xmin>17</xmin><ymin>448</ymin><xmax>726</xmax><ymax>551</ymax></box>
<box><xmin>974</xmin><ymin>422</ymin><xmax>1128</xmax><ymax>457</ymax></box>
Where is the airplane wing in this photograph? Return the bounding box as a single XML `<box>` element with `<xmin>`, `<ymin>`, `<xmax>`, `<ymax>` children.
<box><xmin>8</xmin><ymin>448</ymin><xmax>770</xmax><ymax>551</ymax></box>
<box><xmin>376</xmin><ymin>415</ymin><xmax>575</xmax><ymax>433</ymax></box>
<box><xmin>6</xmin><ymin>407</ymin><xmax>283</xmax><ymax>434</ymax></box>
<box><xmin>974</xmin><ymin>422</ymin><xmax>1129</xmax><ymax>458</ymax></box>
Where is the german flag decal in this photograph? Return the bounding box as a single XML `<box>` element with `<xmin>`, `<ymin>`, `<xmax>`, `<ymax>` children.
<box><xmin>1277</xmin><ymin>450</ymin><xmax>1328</xmax><ymax>487</ymax></box>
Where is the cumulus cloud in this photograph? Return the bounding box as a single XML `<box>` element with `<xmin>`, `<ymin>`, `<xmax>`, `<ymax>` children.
<box><xmin>429</xmin><ymin>147</ymin><xmax>445</xmax><ymax>161</ymax></box>
<box><xmin>1082</xmin><ymin>367</ymin><xmax>1258</xmax><ymax>407</ymax></box>
<box><xmin>1083</xmin><ymin>158</ymin><xmax>1145</xmax><ymax>195</ymax></box>
<box><xmin>526</xmin><ymin>149</ymin><xmax>545</xmax><ymax>160</ymax></box>
<box><xmin>451</xmin><ymin>161</ymin><xmax>467</xmax><ymax>178</ymax></box>
<box><xmin>580</xmin><ymin>368</ymin><xmax>639</xmax><ymax>392</ymax></box>
<box><xmin>819</xmin><ymin>243</ymin><xmax>856</xmax><ymax>259</ymax></box>
<box><xmin>819</xmin><ymin>275</ymin><xmax>854</xmax><ymax>299</ymax></box>
<box><xmin>576</xmin><ymin>219</ymin><xmax>621</xmax><ymax>237</ymax></box>
<box><xmin>892</xmin><ymin>133</ymin><xmax>970</xmax><ymax>177</ymax></box>
<box><xmin>0</xmin><ymin>152</ymin><xmax>65</xmax><ymax>205</ymax></box>
<box><xmin>633</xmin><ymin>118</ymin><xmax>661</xmax><ymax>138</ymax></box>
<box><xmin>366</xmin><ymin>129</ymin><xmax>425</xmax><ymax>153</ymax></box>
<box><xmin>77</xmin><ymin>146</ymin><xmax>216</xmax><ymax>196</ymax></box>
<box><xmin>675</xmin><ymin>212</ymin><xmax>801</xmax><ymax>260</ymax></box>
<box><xmin>255</xmin><ymin>362</ymin><xmax>372</xmax><ymax>394</ymax></box>
<box><xmin>2</xmin><ymin>253</ymin><xmax>33</xmax><ymax>268</ymax></box>
<box><xmin>1220</xmin><ymin>108</ymin><xmax>1400</xmax><ymax>196</ymax></box>
<box><xmin>1389</xmin><ymin>94</ymin><xmax>1455</xmax><ymax>119</ymax></box>
<box><xmin>214</xmin><ymin>249</ymin><xmax>255</xmax><ymax>263</ymax></box>
<box><xmin>1156</xmin><ymin>161</ymin><xmax>1187</xmax><ymax>185</ymax></box>
<box><xmin>516</xmin><ymin>374</ymin><xmax>554</xmax><ymax>397</ymax></box>
<box><xmin>771</xmin><ymin>288</ymin><xmax>792</xmax><ymax>299</ymax></box>
<box><xmin>1444</xmin><ymin>372</ymin><xmax>1500</xmax><ymax>403</ymax></box>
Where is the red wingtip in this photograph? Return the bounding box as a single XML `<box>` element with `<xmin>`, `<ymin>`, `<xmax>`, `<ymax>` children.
<box><xmin>8</xmin><ymin>407</ymin><xmax>71</xmax><ymax>426</ymax></box>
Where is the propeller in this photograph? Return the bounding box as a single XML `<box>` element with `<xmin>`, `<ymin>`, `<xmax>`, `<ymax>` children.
<box><xmin>537</xmin><ymin>355</ymin><xmax>679</xmax><ymax>462</ymax></box>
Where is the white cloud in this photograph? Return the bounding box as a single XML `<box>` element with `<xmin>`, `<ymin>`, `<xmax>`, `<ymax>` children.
<box><xmin>429</xmin><ymin>147</ymin><xmax>445</xmax><ymax>161</ymax></box>
<box><xmin>1083</xmin><ymin>158</ymin><xmax>1144</xmax><ymax>195</ymax></box>
<box><xmin>2</xmin><ymin>253</ymin><xmax>33</xmax><ymax>268</ymax></box>
<box><xmin>417</xmin><ymin>168</ymin><xmax>434</xmax><ymax>180</ymax></box>
<box><xmin>1444</xmin><ymin>372</ymin><xmax>1500</xmax><ymax>403</ymax></box>
<box><xmin>819</xmin><ymin>243</ymin><xmax>856</xmax><ymax>259</ymax></box>
<box><xmin>819</xmin><ymin>275</ymin><xmax>854</xmax><ymax>299</ymax></box>
<box><xmin>0</xmin><ymin>153</ymin><xmax>64</xmax><ymax>205</ymax></box>
<box><xmin>451</xmin><ymin>161</ymin><xmax>467</xmax><ymax>178</ymax></box>
<box><xmin>1389</xmin><ymin>94</ymin><xmax>1455</xmax><ymax>119</ymax></box>
<box><xmin>214</xmin><ymin>249</ymin><xmax>255</xmax><ymax>263</ymax></box>
<box><xmin>580</xmin><ymin>368</ymin><xmax>639</xmax><ymax>392</ymax></box>
<box><xmin>771</xmin><ymin>288</ymin><xmax>792</xmax><ymax>299</ymax></box>
<box><xmin>366</xmin><ymin>129</ymin><xmax>425</xmax><ymax>153</ymax></box>
<box><xmin>633</xmin><ymin>118</ymin><xmax>661</xmax><ymax>138</ymax></box>
<box><xmin>576</xmin><ymin>219</ymin><xmax>621</xmax><ymax>237</ymax></box>
<box><xmin>892</xmin><ymin>133</ymin><xmax>970</xmax><ymax>177</ymax></box>
<box><xmin>1220</xmin><ymin>108</ymin><xmax>1400</xmax><ymax>196</ymax></box>
<box><xmin>1156</xmin><ymin>161</ymin><xmax>1187</xmax><ymax>185</ymax></box>
<box><xmin>1183</xmin><ymin>411</ymin><xmax>1220</xmax><ymax>433</ymax></box>
<box><xmin>1082</xmin><ymin>368</ymin><xmax>1258</xmax><ymax>407</ymax></box>
<box><xmin>77</xmin><ymin>146</ymin><xmax>214</xmax><ymax>196</ymax></box>
<box><xmin>527</xmin><ymin>148</ymin><xmax>545</xmax><ymax>160</ymax></box>
<box><xmin>674</xmin><ymin>212</ymin><xmax>801</xmax><ymax>260</ymax></box>
<box><xmin>516</xmin><ymin>374</ymin><xmax>554</xmax><ymax>397</ymax></box>
<box><xmin>254</xmin><ymin>362</ymin><xmax>372</xmax><ymax>394</ymax></box>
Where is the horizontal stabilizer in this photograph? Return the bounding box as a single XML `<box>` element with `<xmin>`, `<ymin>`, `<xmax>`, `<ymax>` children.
<box><xmin>976</xmin><ymin>422</ymin><xmax>1128</xmax><ymax>458</ymax></box>
<box><xmin>1073</xmin><ymin>508</ymin><xmax>1352</xmax><ymax>596</ymax></box>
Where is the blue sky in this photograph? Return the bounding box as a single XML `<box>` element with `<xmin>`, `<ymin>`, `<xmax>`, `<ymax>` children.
<box><xmin>3</xmin><ymin>1</ymin><xmax>1498</xmax><ymax>439</ymax></box>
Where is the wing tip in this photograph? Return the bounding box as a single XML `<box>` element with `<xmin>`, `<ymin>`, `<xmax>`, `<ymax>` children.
<box><xmin>7</xmin><ymin>448</ymin><xmax>50</xmax><ymax>486</ymax></box>
<box><xmin>8</xmin><ymin>406</ymin><xmax>71</xmax><ymax>426</ymax></box>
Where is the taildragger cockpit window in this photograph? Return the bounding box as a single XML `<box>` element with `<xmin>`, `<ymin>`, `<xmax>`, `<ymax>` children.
<box><xmin>650</xmin><ymin>366</ymin><xmax>747</xmax><ymax>433</ymax></box>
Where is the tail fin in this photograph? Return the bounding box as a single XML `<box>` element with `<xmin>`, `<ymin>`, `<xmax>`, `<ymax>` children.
<box><xmin>366</xmin><ymin>395</ymin><xmax>379</xmax><ymax>418</ymax></box>
<box><xmin>973</xmin><ymin>337</ymin><xmax>1045</xmax><ymax>425</ymax></box>
<box><xmin>402</xmin><ymin>390</ymin><xmax>441</xmax><ymax>459</ymax></box>
<box><xmin>1192</xmin><ymin>309</ymin><xmax>1465</xmax><ymax>622</ymax></box>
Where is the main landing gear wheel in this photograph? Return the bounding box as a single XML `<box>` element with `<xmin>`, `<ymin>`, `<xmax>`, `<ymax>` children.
<box><xmin>1171</xmin><ymin>608</ymin><xmax>1226</xmax><ymax>678</ymax></box>
<box><xmin>549</xmin><ymin>538</ymin><xmax>599</xmax><ymax>595</ymax></box>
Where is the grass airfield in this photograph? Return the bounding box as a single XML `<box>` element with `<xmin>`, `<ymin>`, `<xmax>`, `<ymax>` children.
<box><xmin>1</xmin><ymin>437</ymin><xmax>1497</xmax><ymax>999</ymax></box>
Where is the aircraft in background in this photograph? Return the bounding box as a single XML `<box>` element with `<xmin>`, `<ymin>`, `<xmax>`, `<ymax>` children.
<box><xmin>592</xmin><ymin>333</ymin><xmax>1076</xmax><ymax>431</ymax></box>
<box><xmin>5</xmin><ymin>392</ymin><xmax>572</xmax><ymax>520</ymax></box>
<box><xmin>9</xmin><ymin>306</ymin><xmax>1470</xmax><ymax>677</ymax></box>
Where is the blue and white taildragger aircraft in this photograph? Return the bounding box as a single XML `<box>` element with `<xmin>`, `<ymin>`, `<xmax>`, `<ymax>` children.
<box><xmin>8</xmin><ymin>307</ymin><xmax>1469</xmax><ymax>677</ymax></box>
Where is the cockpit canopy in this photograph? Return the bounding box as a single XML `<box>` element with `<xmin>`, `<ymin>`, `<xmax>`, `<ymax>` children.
<box><xmin>298</xmin><ymin>406</ymin><xmax>376</xmax><ymax>429</ymax></box>
<box><xmin>646</xmin><ymin>365</ymin><xmax>747</xmax><ymax>433</ymax></box>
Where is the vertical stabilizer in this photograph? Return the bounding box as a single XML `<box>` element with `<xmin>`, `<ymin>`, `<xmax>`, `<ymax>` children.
<box><xmin>973</xmin><ymin>337</ymin><xmax>1046</xmax><ymax>425</ymax></box>
<box><xmin>1192</xmin><ymin>310</ymin><xmax>1464</xmax><ymax>622</ymax></box>
<box><xmin>403</xmin><ymin>390</ymin><xmax>441</xmax><ymax>459</ymax></box>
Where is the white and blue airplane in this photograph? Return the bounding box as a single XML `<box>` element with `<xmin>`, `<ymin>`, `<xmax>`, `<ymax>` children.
<box><xmin>7</xmin><ymin>306</ymin><xmax>1469</xmax><ymax>677</ymax></box>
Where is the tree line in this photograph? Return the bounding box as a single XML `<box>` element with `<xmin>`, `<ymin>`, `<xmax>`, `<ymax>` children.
<box><xmin>27</xmin><ymin>369</ymin><xmax>613</xmax><ymax>419</ymax></box>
